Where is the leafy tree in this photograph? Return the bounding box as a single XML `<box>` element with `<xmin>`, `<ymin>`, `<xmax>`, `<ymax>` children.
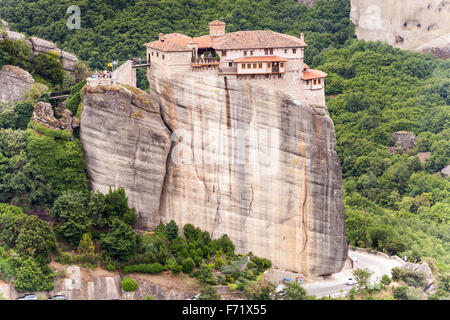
<box><xmin>284</xmin><ymin>282</ymin><xmax>307</xmax><ymax>300</ymax></box>
<box><xmin>104</xmin><ymin>187</ymin><xmax>137</xmax><ymax>226</ymax></box>
<box><xmin>166</xmin><ymin>220</ymin><xmax>179</xmax><ymax>241</ymax></box>
<box><xmin>100</xmin><ymin>218</ymin><xmax>138</xmax><ymax>261</ymax></box>
<box><xmin>143</xmin><ymin>234</ymin><xmax>170</xmax><ymax>265</ymax></box>
<box><xmin>13</xmin><ymin>257</ymin><xmax>54</xmax><ymax>292</ymax></box>
<box><xmin>352</xmin><ymin>268</ymin><xmax>373</xmax><ymax>290</ymax></box>
<box><xmin>244</xmin><ymin>280</ymin><xmax>275</xmax><ymax>300</ymax></box>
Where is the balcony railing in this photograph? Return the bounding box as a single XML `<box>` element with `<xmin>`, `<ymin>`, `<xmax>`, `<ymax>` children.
<box><xmin>191</xmin><ymin>57</ymin><xmax>220</xmax><ymax>66</ymax></box>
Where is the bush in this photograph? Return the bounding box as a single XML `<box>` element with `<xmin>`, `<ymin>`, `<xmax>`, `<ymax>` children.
<box><xmin>381</xmin><ymin>274</ymin><xmax>392</xmax><ymax>285</ymax></box>
<box><xmin>13</xmin><ymin>258</ymin><xmax>55</xmax><ymax>292</ymax></box>
<box><xmin>121</xmin><ymin>277</ymin><xmax>138</xmax><ymax>291</ymax></box>
<box><xmin>181</xmin><ymin>258</ymin><xmax>195</xmax><ymax>274</ymax></box>
<box><xmin>391</xmin><ymin>267</ymin><xmax>405</xmax><ymax>281</ymax></box>
<box><xmin>198</xmin><ymin>285</ymin><xmax>221</xmax><ymax>300</ymax></box>
<box><xmin>123</xmin><ymin>263</ymin><xmax>163</xmax><ymax>274</ymax></box>
<box><xmin>393</xmin><ymin>285</ymin><xmax>408</xmax><ymax>300</ymax></box>
<box><xmin>167</xmin><ymin>257</ymin><xmax>182</xmax><ymax>274</ymax></box>
<box><xmin>228</xmin><ymin>283</ymin><xmax>238</xmax><ymax>292</ymax></box>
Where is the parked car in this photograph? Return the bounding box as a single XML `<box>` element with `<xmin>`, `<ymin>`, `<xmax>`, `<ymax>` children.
<box><xmin>187</xmin><ymin>294</ymin><xmax>200</xmax><ymax>300</ymax></box>
<box><xmin>48</xmin><ymin>295</ymin><xmax>66</xmax><ymax>300</ymax></box>
<box><xmin>345</xmin><ymin>277</ymin><xmax>357</xmax><ymax>286</ymax></box>
<box><xmin>16</xmin><ymin>294</ymin><xmax>38</xmax><ymax>300</ymax></box>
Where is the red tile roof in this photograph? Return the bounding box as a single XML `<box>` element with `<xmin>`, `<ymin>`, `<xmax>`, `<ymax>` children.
<box><xmin>212</xmin><ymin>30</ymin><xmax>306</xmax><ymax>50</ymax></box>
<box><xmin>144</xmin><ymin>27</ymin><xmax>307</xmax><ymax>52</ymax></box>
<box><xmin>144</xmin><ymin>33</ymin><xmax>193</xmax><ymax>52</ymax></box>
<box><xmin>302</xmin><ymin>69</ymin><xmax>328</xmax><ymax>80</ymax></box>
<box><xmin>233</xmin><ymin>56</ymin><xmax>288</xmax><ymax>63</ymax></box>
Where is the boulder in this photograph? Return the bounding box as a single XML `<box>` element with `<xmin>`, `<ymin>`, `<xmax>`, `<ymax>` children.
<box><xmin>0</xmin><ymin>65</ymin><xmax>34</xmax><ymax>103</ymax></box>
<box><xmin>31</xmin><ymin>102</ymin><xmax>61</xmax><ymax>129</ymax></box>
<box><xmin>416</xmin><ymin>152</ymin><xmax>431</xmax><ymax>163</ymax></box>
<box><xmin>401</xmin><ymin>261</ymin><xmax>436</xmax><ymax>294</ymax></box>
<box><xmin>389</xmin><ymin>131</ymin><xmax>417</xmax><ymax>154</ymax></box>
<box><xmin>441</xmin><ymin>164</ymin><xmax>450</xmax><ymax>178</ymax></box>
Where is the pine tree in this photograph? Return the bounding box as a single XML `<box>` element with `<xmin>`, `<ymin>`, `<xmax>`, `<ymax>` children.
<box><xmin>78</xmin><ymin>233</ymin><xmax>95</xmax><ymax>255</ymax></box>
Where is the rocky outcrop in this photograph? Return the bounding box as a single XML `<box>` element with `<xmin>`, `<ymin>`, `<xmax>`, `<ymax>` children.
<box><xmin>416</xmin><ymin>152</ymin><xmax>431</xmax><ymax>163</ymax></box>
<box><xmin>350</xmin><ymin>0</ymin><xmax>450</xmax><ymax>58</ymax></box>
<box><xmin>402</xmin><ymin>262</ymin><xmax>437</xmax><ymax>294</ymax></box>
<box><xmin>31</xmin><ymin>102</ymin><xmax>77</xmax><ymax>134</ymax></box>
<box><xmin>0</xmin><ymin>19</ymin><xmax>79</xmax><ymax>73</ymax></box>
<box><xmin>148</xmin><ymin>69</ymin><xmax>347</xmax><ymax>276</ymax></box>
<box><xmin>389</xmin><ymin>131</ymin><xmax>417</xmax><ymax>154</ymax></box>
<box><xmin>298</xmin><ymin>0</ymin><xmax>317</xmax><ymax>7</ymax></box>
<box><xmin>80</xmin><ymin>85</ymin><xmax>172</xmax><ymax>229</ymax></box>
<box><xmin>441</xmin><ymin>164</ymin><xmax>450</xmax><ymax>177</ymax></box>
<box><xmin>0</xmin><ymin>65</ymin><xmax>35</xmax><ymax>103</ymax></box>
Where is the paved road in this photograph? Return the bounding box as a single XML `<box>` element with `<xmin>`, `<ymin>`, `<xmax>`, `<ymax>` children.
<box><xmin>302</xmin><ymin>250</ymin><xmax>404</xmax><ymax>298</ymax></box>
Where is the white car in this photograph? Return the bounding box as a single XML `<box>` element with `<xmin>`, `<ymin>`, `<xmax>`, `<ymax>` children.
<box><xmin>345</xmin><ymin>277</ymin><xmax>357</xmax><ymax>286</ymax></box>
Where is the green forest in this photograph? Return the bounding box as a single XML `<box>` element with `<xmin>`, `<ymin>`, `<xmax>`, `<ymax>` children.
<box><xmin>0</xmin><ymin>0</ymin><xmax>449</xmax><ymax>299</ymax></box>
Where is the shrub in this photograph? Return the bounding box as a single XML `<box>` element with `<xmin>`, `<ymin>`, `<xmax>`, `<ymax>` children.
<box><xmin>181</xmin><ymin>258</ymin><xmax>195</xmax><ymax>274</ymax></box>
<box><xmin>393</xmin><ymin>285</ymin><xmax>408</xmax><ymax>300</ymax></box>
<box><xmin>167</xmin><ymin>257</ymin><xmax>182</xmax><ymax>274</ymax></box>
<box><xmin>228</xmin><ymin>283</ymin><xmax>238</xmax><ymax>291</ymax></box>
<box><xmin>121</xmin><ymin>277</ymin><xmax>138</xmax><ymax>292</ymax></box>
<box><xmin>78</xmin><ymin>233</ymin><xmax>95</xmax><ymax>255</ymax></box>
<box><xmin>13</xmin><ymin>258</ymin><xmax>55</xmax><ymax>292</ymax></box>
<box><xmin>381</xmin><ymin>274</ymin><xmax>392</xmax><ymax>285</ymax></box>
<box><xmin>284</xmin><ymin>282</ymin><xmax>307</xmax><ymax>300</ymax></box>
<box><xmin>198</xmin><ymin>285</ymin><xmax>221</xmax><ymax>300</ymax></box>
<box><xmin>391</xmin><ymin>267</ymin><xmax>405</xmax><ymax>281</ymax></box>
<box><xmin>123</xmin><ymin>263</ymin><xmax>163</xmax><ymax>274</ymax></box>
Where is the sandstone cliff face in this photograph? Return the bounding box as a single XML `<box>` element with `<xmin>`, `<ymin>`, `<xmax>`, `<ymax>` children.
<box><xmin>0</xmin><ymin>65</ymin><xmax>35</xmax><ymax>103</ymax></box>
<box><xmin>148</xmin><ymin>70</ymin><xmax>347</xmax><ymax>276</ymax></box>
<box><xmin>80</xmin><ymin>85</ymin><xmax>172</xmax><ymax>229</ymax></box>
<box><xmin>350</xmin><ymin>0</ymin><xmax>450</xmax><ymax>58</ymax></box>
<box><xmin>79</xmin><ymin>73</ymin><xmax>347</xmax><ymax>276</ymax></box>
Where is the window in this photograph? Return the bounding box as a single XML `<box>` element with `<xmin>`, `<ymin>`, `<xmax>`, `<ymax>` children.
<box><xmin>162</xmin><ymin>55</ymin><xmax>165</xmax><ymax>60</ymax></box>
<box><xmin>258</xmin><ymin>63</ymin><xmax>262</xmax><ymax>68</ymax></box>
<box><xmin>229</xmin><ymin>62</ymin><xmax>232</xmax><ymax>67</ymax></box>
<box><xmin>293</xmin><ymin>49</ymin><xmax>297</xmax><ymax>54</ymax></box>
<box><xmin>269</xmin><ymin>48</ymin><xmax>273</xmax><ymax>55</ymax></box>
<box><xmin>264</xmin><ymin>49</ymin><xmax>268</xmax><ymax>55</ymax></box>
<box><xmin>247</xmin><ymin>63</ymin><xmax>251</xmax><ymax>69</ymax></box>
<box><xmin>222</xmin><ymin>51</ymin><xmax>227</xmax><ymax>57</ymax></box>
<box><xmin>242</xmin><ymin>64</ymin><xmax>246</xmax><ymax>69</ymax></box>
<box><xmin>152</xmin><ymin>52</ymin><xmax>154</xmax><ymax>56</ymax></box>
<box><xmin>284</xmin><ymin>49</ymin><xmax>287</xmax><ymax>54</ymax></box>
<box><xmin>313</xmin><ymin>79</ymin><xmax>317</xmax><ymax>85</ymax></box>
<box><xmin>250</xmin><ymin>50</ymin><xmax>253</xmax><ymax>56</ymax></box>
<box><xmin>318</xmin><ymin>79</ymin><xmax>321</xmax><ymax>85</ymax></box>
<box><xmin>253</xmin><ymin>63</ymin><xmax>257</xmax><ymax>69</ymax></box>
<box><xmin>280</xmin><ymin>63</ymin><xmax>284</xmax><ymax>68</ymax></box>
<box><xmin>148</xmin><ymin>54</ymin><xmax>151</xmax><ymax>62</ymax></box>
<box><xmin>244</xmin><ymin>51</ymin><xmax>247</xmax><ymax>56</ymax></box>
<box><xmin>156</xmin><ymin>52</ymin><xmax>159</xmax><ymax>57</ymax></box>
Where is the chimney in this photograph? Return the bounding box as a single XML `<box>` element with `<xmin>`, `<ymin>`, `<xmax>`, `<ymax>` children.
<box><xmin>209</xmin><ymin>20</ymin><xmax>226</xmax><ymax>37</ymax></box>
<box><xmin>300</xmin><ymin>33</ymin><xmax>305</xmax><ymax>42</ymax></box>
<box><xmin>159</xmin><ymin>33</ymin><xmax>165</xmax><ymax>42</ymax></box>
